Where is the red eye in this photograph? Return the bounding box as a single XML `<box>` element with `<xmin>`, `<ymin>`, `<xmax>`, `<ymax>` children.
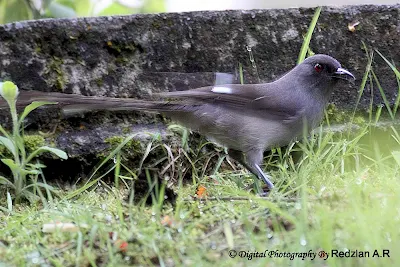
<box><xmin>314</xmin><ymin>63</ymin><xmax>324</xmax><ymax>73</ymax></box>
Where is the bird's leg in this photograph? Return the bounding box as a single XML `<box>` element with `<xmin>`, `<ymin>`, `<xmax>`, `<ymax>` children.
<box><xmin>228</xmin><ymin>149</ymin><xmax>274</xmax><ymax>195</ymax></box>
<box><xmin>227</xmin><ymin>149</ymin><xmax>250</xmax><ymax>171</ymax></box>
<box><xmin>252</xmin><ymin>165</ymin><xmax>274</xmax><ymax>189</ymax></box>
<box><xmin>227</xmin><ymin>149</ymin><xmax>261</xmax><ymax>193</ymax></box>
<box><xmin>246</xmin><ymin>149</ymin><xmax>275</xmax><ymax>191</ymax></box>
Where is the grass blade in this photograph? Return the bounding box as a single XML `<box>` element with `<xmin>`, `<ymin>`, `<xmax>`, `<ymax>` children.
<box><xmin>375</xmin><ymin>50</ymin><xmax>400</xmax><ymax>80</ymax></box>
<box><xmin>371</xmin><ymin>69</ymin><xmax>394</xmax><ymax>119</ymax></box>
<box><xmin>297</xmin><ymin>6</ymin><xmax>321</xmax><ymax>64</ymax></box>
<box><xmin>351</xmin><ymin>43</ymin><xmax>373</xmax><ymax>122</ymax></box>
<box><xmin>7</xmin><ymin>191</ymin><xmax>12</xmax><ymax>212</ymax></box>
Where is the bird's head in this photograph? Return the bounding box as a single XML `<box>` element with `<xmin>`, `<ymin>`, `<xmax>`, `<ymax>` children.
<box><xmin>287</xmin><ymin>54</ymin><xmax>355</xmax><ymax>93</ymax></box>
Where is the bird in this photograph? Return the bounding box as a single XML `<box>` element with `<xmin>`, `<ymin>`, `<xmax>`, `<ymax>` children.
<box><xmin>0</xmin><ymin>54</ymin><xmax>355</xmax><ymax>192</ymax></box>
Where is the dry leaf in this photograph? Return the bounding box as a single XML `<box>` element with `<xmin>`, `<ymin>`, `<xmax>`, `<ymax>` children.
<box><xmin>161</xmin><ymin>215</ymin><xmax>175</xmax><ymax>227</ymax></box>
<box><xmin>348</xmin><ymin>21</ymin><xmax>360</xmax><ymax>32</ymax></box>
<box><xmin>115</xmin><ymin>239</ymin><xmax>128</xmax><ymax>252</ymax></box>
<box><xmin>196</xmin><ymin>185</ymin><xmax>207</xmax><ymax>198</ymax></box>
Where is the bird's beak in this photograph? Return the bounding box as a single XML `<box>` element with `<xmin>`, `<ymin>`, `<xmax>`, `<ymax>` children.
<box><xmin>333</xmin><ymin>67</ymin><xmax>355</xmax><ymax>83</ymax></box>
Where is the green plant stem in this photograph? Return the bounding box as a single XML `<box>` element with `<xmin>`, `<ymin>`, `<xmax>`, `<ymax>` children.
<box><xmin>9</xmin><ymin>100</ymin><xmax>23</xmax><ymax>202</ymax></box>
<box><xmin>297</xmin><ymin>6</ymin><xmax>321</xmax><ymax>64</ymax></box>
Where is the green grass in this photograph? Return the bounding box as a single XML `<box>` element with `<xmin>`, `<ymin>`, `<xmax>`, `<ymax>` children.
<box><xmin>297</xmin><ymin>6</ymin><xmax>321</xmax><ymax>64</ymax></box>
<box><xmin>1</xmin><ymin>122</ymin><xmax>400</xmax><ymax>266</ymax></box>
<box><xmin>0</xmin><ymin>81</ymin><xmax>66</xmax><ymax>205</ymax></box>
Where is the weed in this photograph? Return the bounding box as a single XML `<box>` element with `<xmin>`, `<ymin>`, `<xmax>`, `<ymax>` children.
<box><xmin>0</xmin><ymin>81</ymin><xmax>67</xmax><ymax>205</ymax></box>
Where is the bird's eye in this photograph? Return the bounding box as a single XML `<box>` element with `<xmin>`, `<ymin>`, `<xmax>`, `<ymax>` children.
<box><xmin>314</xmin><ymin>63</ymin><xmax>324</xmax><ymax>73</ymax></box>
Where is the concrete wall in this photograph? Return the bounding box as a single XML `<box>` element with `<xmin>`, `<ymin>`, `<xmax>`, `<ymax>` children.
<box><xmin>166</xmin><ymin>0</ymin><xmax>400</xmax><ymax>11</ymax></box>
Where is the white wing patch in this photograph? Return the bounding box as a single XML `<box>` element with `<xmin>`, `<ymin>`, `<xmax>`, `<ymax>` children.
<box><xmin>211</xmin><ymin>86</ymin><xmax>232</xmax><ymax>94</ymax></box>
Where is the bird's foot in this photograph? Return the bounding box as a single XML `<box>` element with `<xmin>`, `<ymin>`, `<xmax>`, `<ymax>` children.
<box><xmin>245</xmin><ymin>182</ymin><xmax>272</xmax><ymax>197</ymax></box>
<box><xmin>254</xmin><ymin>164</ymin><xmax>274</xmax><ymax>189</ymax></box>
<box><xmin>258</xmin><ymin>183</ymin><xmax>272</xmax><ymax>197</ymax></box>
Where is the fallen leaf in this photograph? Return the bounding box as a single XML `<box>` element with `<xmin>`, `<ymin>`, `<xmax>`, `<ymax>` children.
<box><xmin>348</xmin><ymin>21</ymin><xmax>360</xmax><ymax>32</ymax></box>
<box><xmin>115</xmin><ymin>239</ymin><xmax>128</xmax><ymax>252</ymax></box>
<box><xmin>196</xmin><ymin>185</ymin><xmax>207</xmax><ymax>198</ymax></box>
<box><xmin>161</xmin><ymin>215</ymin><xmax>175</xmax><ymax>227</ymax></box>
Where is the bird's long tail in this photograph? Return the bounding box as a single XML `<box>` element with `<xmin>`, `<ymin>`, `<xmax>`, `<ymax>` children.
<box><xmin>0</xmin><ymin>91</ymin><xmax>185</xmax><ymax>115</ymax></box>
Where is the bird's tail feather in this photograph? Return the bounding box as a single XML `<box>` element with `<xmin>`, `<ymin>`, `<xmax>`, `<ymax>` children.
<box><xmin>0</xmin><ymin>91</ymin><xmax>184</xmax><ymax>115</ymax></box>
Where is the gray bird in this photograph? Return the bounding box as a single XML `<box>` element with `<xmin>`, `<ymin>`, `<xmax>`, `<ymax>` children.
<box><xmin>2</xmin><ymin>54</ymin><xmax>355</xmax><ymax>191</ymax></box>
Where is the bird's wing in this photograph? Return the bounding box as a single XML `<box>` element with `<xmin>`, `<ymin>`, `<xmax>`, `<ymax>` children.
<box><xmin>156</xmin><ymin>84</ymin><xmax>305</xmax><ymax>122</ymax></box>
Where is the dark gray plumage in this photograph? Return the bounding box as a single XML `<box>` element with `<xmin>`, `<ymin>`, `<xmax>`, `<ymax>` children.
<box><xmin>1</xmin><ymin>54</ymin><xmax>355</xmax><ymax>191</ymax></box>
